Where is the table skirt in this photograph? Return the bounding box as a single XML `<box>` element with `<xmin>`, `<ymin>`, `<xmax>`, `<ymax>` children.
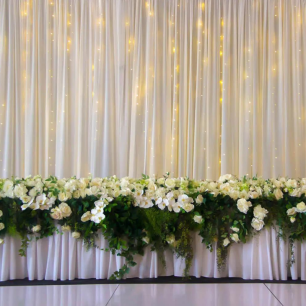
<box><xmin>0</xmin><ymin>227</ymin><xmax>305</xmax><ymax>281</ymax></box>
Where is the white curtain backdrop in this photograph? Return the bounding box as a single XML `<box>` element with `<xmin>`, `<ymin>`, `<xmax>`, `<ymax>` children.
<box><xmin>1</xmin><ymin>226</ymin><xmax>306</xmax><ymax>281</ymax></box>
<box><xmin>0</xmin><ymin>0</ymin><xmax>306</xmax><ymax>180</ymax></box>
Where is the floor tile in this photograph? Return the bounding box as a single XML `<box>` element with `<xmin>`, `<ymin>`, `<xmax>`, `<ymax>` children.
<box><xmin>265</xmin><ymin>283</ymin><xmax>306</xmax><ymax>306</ymax></box>
<box><xmin>108</xmin><ymin>283</ymin><xmax>281</xmax><ymax>306</ymax></box>
<box><xmin>0</xmin><ymin>284</ymin><xmax>118</xmax><ymax>306</ymax></box>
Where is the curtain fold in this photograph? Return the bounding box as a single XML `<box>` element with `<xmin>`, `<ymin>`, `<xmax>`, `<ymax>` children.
<box><xmin>0</xmin><ymin>0</ymin><xmax>306</xmax><ymax>180</ymax></box>
<box><xmin>0</xmin><ymin>227</ymin><xmax>305</xmax><ymax>281</ymax></box>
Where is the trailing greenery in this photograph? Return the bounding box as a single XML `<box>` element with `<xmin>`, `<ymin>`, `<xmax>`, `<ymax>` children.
<box><xmin>0</xmin><ymin>174</ymin><xmax>306</xmax><ymax>278</ymax></box>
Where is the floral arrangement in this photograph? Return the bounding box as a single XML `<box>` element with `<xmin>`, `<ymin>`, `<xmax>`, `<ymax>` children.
<box><xmin>0</xmin><ymin>173</ymin><xmax>306</xmax><ymax>279</ymax></box>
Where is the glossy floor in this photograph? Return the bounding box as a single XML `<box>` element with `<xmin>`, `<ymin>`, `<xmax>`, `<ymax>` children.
<box><xmin>0</xmin><ymin>283</ymin><xmax>304</xmax><ymax>306</ymax></box>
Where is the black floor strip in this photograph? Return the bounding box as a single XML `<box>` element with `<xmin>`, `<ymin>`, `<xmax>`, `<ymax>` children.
<box><xmin>106</xmin><ymin>284</ymin><xmax>119</xmax><ymax>306</ymax></box>
<box><xmin>264</xmin><ymin>283</ymin><xmax>284</xmax><ymax>306</ymax></box>
<box><xmin>1</xmin><ymin>276</ymin><xmax>306</xmax><ymax>287</ymax></box>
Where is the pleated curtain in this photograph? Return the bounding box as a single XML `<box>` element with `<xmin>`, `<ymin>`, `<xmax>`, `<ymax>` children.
<box><xmin>0</xmin><ymin>0</ymin><xmax>306</xmax><ymax>180</ymax></box>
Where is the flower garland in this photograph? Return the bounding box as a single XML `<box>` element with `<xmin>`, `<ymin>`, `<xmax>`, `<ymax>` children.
<box><xmin>0</xmin><ymin>173</ymin><xmax>306</xmax><ymax>278</ymax></box>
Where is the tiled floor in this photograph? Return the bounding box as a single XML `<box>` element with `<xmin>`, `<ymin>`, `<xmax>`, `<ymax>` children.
<box><xmin>0</xmin><ymin>283</ymin><xmax>304</xmax><ymax>306</ymax></box>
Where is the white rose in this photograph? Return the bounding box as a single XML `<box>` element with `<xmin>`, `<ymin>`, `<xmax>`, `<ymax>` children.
<box><xmin>220</xmin><ymin>183</ymin><xmax>231</xmax><ymax>192</ymax></box>
<box><xmin>59</xmin><ymin>203</ymin><xmax>72</xmax><ymax>218</ymax></box>
<box><xmin>14</xmin><ymin>184</ymin><xmax>28</xmax><ymax>198</ymax></box>
<box><xmin>182</xmin><ymin>203</ymin><xmax>194</xmax><ymax>212</ymax></box>
<box><xmin>0</xmin><ymin>223</ymin><xmax>5</xmax><ymax>231</ymax></box>
<box><xmin>166</xmin><ymin>234</ymin><xmax>175</xmax><ymax>245</ymax></box>
<box><xmin>223</xmin><ymin>238</ymin><xmax>230</xmax><ymax>247</ymax></box>
<box><xmin>253</xmin><ymin>205</ymin><xmax>268</xmax><ymax>220</ymax></box>
<box><xmin>50</xmin><ymin>207</ymin><xmax>63</xmax><ymax>220</ymax></box>
<box><xmin>157</xmin><ymin>178</ymin><xmax>165</xmax><ymax>185</ymax></box>
<box><xmin>237</xmin><ymin>198</ymin><xmax>252</xmax><ymax>214</ymax></box>
<box><xmin>0</xmin><ymin>210</ymin><xmax>2</xmax><ymax>217</ymax></box>
<box><xmin>193</xmin><ymin>215</ymin><xmax>203</xmax><ymax>224</ymax></box>
<box><xmin>32</xmin><ymin>225</ymin><xmax>41</xmax><ymax>233</ymax></box>
<box><xmin>81</xmin><ymin>211</ymin><xmax>92</xmax><ymax>222</ymax></box>
<box><xmin>230</xmin><ymin>233</ymin><xmax>240</xmax><ymax>243</ymax></box>
<box><xmin>296</xmin><ymin>201</ymin><xmax>306</xmax><ymax>213</ymax></box>
<box><xmin>3</xmin><ymin>180</ymin><xmax>13</xmax><ymax>192</ymax></box>
<box><xmin>287</xmin><ymin>208</ymin><xmax>296</xmax><ymax>216</ymax></box>
<box><xmin>290</xmin><ymin>217</ymin><xmax>296</xmax><ymax>223</ymax></box>
<box><xmin>72</xmin><ymin>232</ymin><xmax>81</xmax><ymax>239</ymax></box>
<box><xmin>73</xmin><ymin>190</ymin><xmax>81</xmax><ymax>198</ymax></box>
<box><xmin>57</xmin><ymin>179</ymin><xmax>67</xmax><ymax>187</ymax></box>
<box><xmin>230</xmin><ymin>226</ymin><xmax>239</xmax><ymax>232</ymax></box>
<box><xmin>142</xmin><ymin>236</ymin><xmax>150</xmax><ymax>244</ymax></box>
<box><xmin>58</xmin><ymin>192</ymin><xmax>69</xmax><ymax>202</ymax></box>
<box><xmin>249</xmin><ymin>192</ymin><xmax>260</xmax><ymax>199</ymax></box>
<box><xmin>290</xmin><ymin>188</ymin><xmax>301</xmax><ymax>197</ymax></box>
<box><xmin>29</xmin><ymin>187</ymin><xmax>38</xmax><ymax>198</ymax></box>
<box><xmin>251</xmin><ymin>218</ymin><xmax>264</xmax><ymax>231</ymax></box>
<box><xmin>61</xmin><ymin>225</ymin><xmax>71</xmax><ymax>231</ymax></box>
<box><xmin>0</xmin><ymin>238</ymin><xmax>4</xmax><ymax>245</ymax></box>
<box><xmin>286</xmin><ymin>179</ymin><xmax>298</xmax><ymax>188</ymax></box>
<box><xmin>229</xmin><ymin>190</ymin><xmax>240</xmax><ymax>200</ymax></box>
<box><xmin>196</xmin><ymin>194</ymin><xmax>203</xmax><ymax>204</ymax></box>
<box><xmin>165</xmin><ymin>178</ymin><xmax>176</xmax><ymax>188</ymax></box>
<box><xmin>274</xmin><ymin>188</ymin><xmax>283</xmax><ymax>200</ymax></box>
<box><xmin>218</xmin><ymin>174</ymin><xmax>233</xmax><ymax>183</ymax></box>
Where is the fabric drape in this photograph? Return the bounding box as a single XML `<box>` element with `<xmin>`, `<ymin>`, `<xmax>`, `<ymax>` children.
<box><xmin>0</xmin><ymin>0</ymin><xmax>306</xmax><ymax>180</ymax></box>
<box><xmin>0</xmin><ymin>227</ymin><xmax>305</xmax><ymax>281</ymax></box>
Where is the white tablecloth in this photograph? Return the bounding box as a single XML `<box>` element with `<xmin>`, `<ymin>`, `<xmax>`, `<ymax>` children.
<box><xmin>0</xmin><ymin>227</ymin><xmax>305</xmax><ymax>281</ymax></box>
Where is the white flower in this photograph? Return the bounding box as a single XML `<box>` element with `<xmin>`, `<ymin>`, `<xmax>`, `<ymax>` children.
<box><xmin>0</xmin><ymin>210</ymin><xmax>2</xmax><ymax>218</ymax></box>
<box><xmin>3</xmin><ymin>180</ymin><xmax>13</xmax><ymax>193</ymax></box>
<box><xmin>73</xmin><ymin>190</ymin><xmax>81</xmax><ymax>198</ymax></box>
<box><xmin>0</xmin><ymin>238</ymin><xmax>4</xmax><ymax>245</ymax></box>
<box><xmin>286</xmin><ymin>179</ymin><xmax>298</xmax><ymax>188</ymax></box>
<box><xmin>274</xmin><ymin>188</ymin><xmax>283</xmax><ymax>200</ymax></box>
<box><xmin>169</xmin><ymin>201</ymin><xmax>181</xmax><ymax>213</ymax></box>
<box><xmin>94</xmin><ymin>199</ymin><xmax>107</xmax><ymax>208</ymax></box>
<box><xmin>230</xmin><ymin>233</ymin><xmax>240</xmax><ymax>243</ymax></box>
<box><xmin>58</xmin><ymin>192</ymin><xmax>69</xmax><ymax>202</ymax></box>
<box><xmin>0</xmin><ymin>223</ymin><xmax>5</xmax><ymax>231</ymax></box>
<box><xmin>218</xmin><ymin>174</ymin><xmax>234</xmax><ymax>183</ymax></box>
<box><xmin>59</xmin><ymin>202</ymin><xmax>72</xmax><ymax>218</ymax></box>
<box><xmin>20</xmin><ymin>195</ymin><xmax>32</xmax><ymax>204</ymax></box>
<box><xmin>230</xmin><ymin>226</ymin><xmax>239</xmax><ymax>232</ymax></box>
<box><xmin>193</xmin><ymin>215</ymin><xmax>203</xmax><ymax>224</ymax></box>
<box><xmin>32</xmin><ymin>225</ymin><xmax>41</xmax><ymax>233</ymax></box>
<box><xmin>35</xmin><ymin>194</ymin><xmax>56</xmax><ymax>210</ymax></box>
<box><xmin>157</xmin><ymin>178</ymin><xmax>165</xmax><ymax>185</ymax></box>
<box><xmin>251</xmin><ymin>218</ymin><xmax>264</xmax><ymax>231</ymax></box>
<box><xmin>29</xmin><ymin>187</ymin><xmax>38</xmax><ymax>198</ymax></box>
<box><xmin>72</xmin><ymin>232</ymin><xmax>81</xmax><ymax>239</ymax></box>
<box><xmin>14</xmin><ymin>184</ymin><xmax>28</xmax><ymax>198</ymax></box>
<box><xmin>253</xmin><ymin>205</ymin><xmax>268</xmax><ymax>220</ymax></box>
<box><xmin>165</xmin><ymin>178</ymin><xmax>176</xmax><ymax>188</ymax></box>
<box><xmin>290</xmin><ymin>188</ymin><xmax>301</xmax><ymax>197</ymax></box>
<box><xmin>156</xmin><ymin>198</ymin><xmax>168</xmax><ymax>210</ymax></box>
<box><xmin>90</xmin><ymin>206</ymin><xmax>105</xmax><ymax>223</ymax></box>
<box><xmin>196</xmin><ymin>194</ymin><xmax>203</xmax><ymax>204</ymax></box>
<box><xmin>61</xmin><ymin>225</ymin><xmax>71</xmax><ymax>231</ymax></box>
<box><xmin>142</xmin><ymin>236</ymin><xmax>150</xmax><ymax>244</ymax></box>
<box><xmin>296</xmin><ymin>201</ymin><xmax>306</xmax><ymax>213</ymax></box>
<box><xmin>287</xmin><ymin>208</ymin><xmax>296</xmax><ymax>216</ymax></box>
<box><xmin>182</xmin><ymin>202</ymin><xmax>194</xmax><ymax>212</ymax></box>
<box><xmin>237</xmin><ymin>198</ymin><xmax>252</xmax><ymax>214</ymax></box>
<box><xmin>81</xmin><ymin>211</ymin><xmax>92</xmax><ymax>222</ymax></box>
<box><xmin>166</xmin><ymin>234</ymin><xmax>175</xmax><ymax>245</ymax></box>
<box><xmin>50</xmin><ymin>207</ymin><xmax>63</xmax><ymax>220</ymax></box>
<box><xmin>290</xmin><ymin>217</ymin><xmax>296</xmax><ymax>223</ymax></box>
<box><xmin>223</xmin><ymin>238</ymin><xmax>230</xmax><ymax>247</ymax></box>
